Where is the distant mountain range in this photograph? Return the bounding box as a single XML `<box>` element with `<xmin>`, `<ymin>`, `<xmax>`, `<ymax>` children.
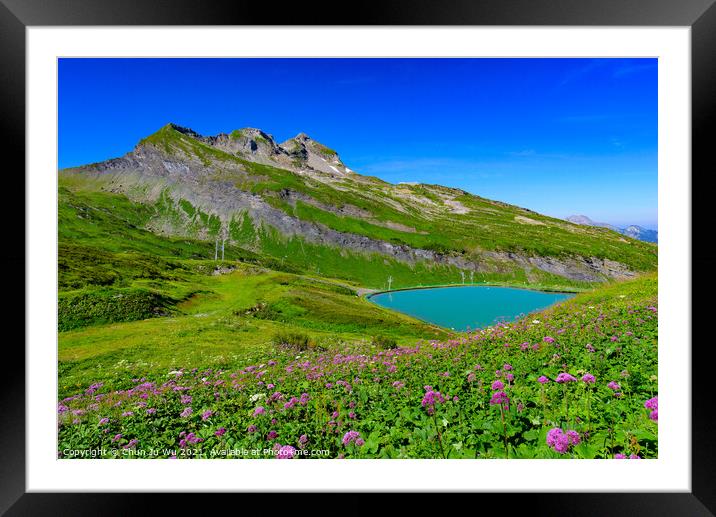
<box><xmin>566</xmin><ymin>215</ymin><xmax>658</xmax><ymax>243</ymax></box>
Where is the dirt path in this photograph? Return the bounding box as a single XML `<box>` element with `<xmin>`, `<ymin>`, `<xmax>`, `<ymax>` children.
<box><xmin>355</xmin><ymin>287</ymin><xmax>379</xmax><ymax>297</ymax></box>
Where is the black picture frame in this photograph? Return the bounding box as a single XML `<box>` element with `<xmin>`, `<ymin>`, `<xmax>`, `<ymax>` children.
<box><xmin>3</xmin><ymin>0</ymin><xmax>714</xmax><ymax>514</ymax></box>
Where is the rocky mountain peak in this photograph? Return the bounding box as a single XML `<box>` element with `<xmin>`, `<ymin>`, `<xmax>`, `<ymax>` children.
<box><xmin>138</xmin><ymin>123</ymin><xmax>353</xmax><ymax>178</ymax></box>
<box><xmin>566</xmin><ymin>214</ymin><xmax>657</xmax><ymax>243</ymax></box>
<box><xmin>202</xmin><ymin>127</ymin><xmax>280</xmax><ymax>159</ymax></box>
<box><xmin>566</xmin><ymin>215</ymin><xmax>595</xmax><ymax>226</ymax></box>
<box><xmin>276</xmin><ymin>133</ymin><xmax>350</xmax><ymax>176</ymax></box>
<box><xmin>231</xmin><ymin>127</ymin><xmax>276</xmax><ymax>143</ymax></box>
<box><xmin>166</xmin><ymin>123</ymin><xmax>202</xmax><ymax>138</ymax></box>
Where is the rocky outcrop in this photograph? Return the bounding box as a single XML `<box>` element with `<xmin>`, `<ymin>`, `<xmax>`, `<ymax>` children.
<box><xmin>206</xmin><ymin>128</ymin><xmax>284</xmax><ymax>163</ymax></box>
<box><xmin>499</xmin><ymin>253</ymin><xmax>636</xmax><ymax>282</ymax></box>
<box><xmin>279</xmin><ymin>133</ymin><xmax>351</xmax><ymax>176</ymax></box>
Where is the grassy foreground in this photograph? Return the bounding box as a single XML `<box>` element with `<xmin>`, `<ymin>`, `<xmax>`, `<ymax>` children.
<box><xmin>58</xmin><ymin>273</ymin><xmax>657</xmax><ymax>459</ymax></box>
<box><xmin>58</xmin><ymin>264</ymin><xmax>448</xmax><ymax>399</ymax></box>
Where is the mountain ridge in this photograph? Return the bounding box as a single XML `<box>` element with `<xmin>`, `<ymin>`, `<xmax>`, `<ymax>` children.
<box><xmin>566</xmin><ymin>215</ymin><xmax>658</xmax><ymax>243</ymax></box>
<box><xmin>60</xmin><ymin>123</ymin><xmax>658</xmax><ymax>287</ymax></box>
<box><xmin>139</xmin><ymin>123</ymin><xmax>353</xmax><ymax>178</ymax></box>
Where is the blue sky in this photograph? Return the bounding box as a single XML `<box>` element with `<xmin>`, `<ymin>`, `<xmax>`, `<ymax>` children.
<box><xmin>59</xmin><ymin>58</ymin><xmax>657</xmax><ymax>229</ymax></box>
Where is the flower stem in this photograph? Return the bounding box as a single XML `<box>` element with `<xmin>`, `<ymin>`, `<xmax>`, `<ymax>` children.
<box><xmin>563</xmin><ymin>385</ymin><xmax>569</xmax><ymax>428</ymax></box>
<box><xmin>432</xmin><ymin>413</ymin><xmax>446</xmax><ymax>459</ymax></box>
<box><xmin>500</xmin><ymin>405</ymin><xmax>509</xmax><ymax>459</ymax></box>
<box><xmin>586</xmin><ymin>388</ymin><xmax>592</xmax><ymax>434</ymax></box>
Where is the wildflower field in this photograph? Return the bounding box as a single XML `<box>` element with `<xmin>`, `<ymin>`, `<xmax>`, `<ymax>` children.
<box><xmin>57</xmin><ymin>273</ymin><xmax>657</xmax><ymax>459</ymax></box>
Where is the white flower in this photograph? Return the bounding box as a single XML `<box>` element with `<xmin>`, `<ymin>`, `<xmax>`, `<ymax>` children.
<box><xmin>532</xmin><ymin>319</ymin><xmax>541</xmax><ymax>324</ymax></box>
<box><xmin>249</xmin><ymin>393</ymin><xmax>265</xmax><ymax>402</ymax></box>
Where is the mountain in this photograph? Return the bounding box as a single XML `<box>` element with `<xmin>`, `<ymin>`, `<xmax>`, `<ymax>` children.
<box><xmin>621</xmin><ymin>225</ymin><xmax>658</xmax><ymax>243</ymax></box>
<box><xmin>566</xmin><ymin>215</ymin><xmax>658</xmax><ymax>243</ymax></box>
<box><xmin>59</xmin><ymin>123</ymin><xmax>658</xmax><ymax>288</ymax></box>
<box><xmin>565</xmin><ymin>215</ymin><xmax>619</xmax><ymax>232</ymax></box>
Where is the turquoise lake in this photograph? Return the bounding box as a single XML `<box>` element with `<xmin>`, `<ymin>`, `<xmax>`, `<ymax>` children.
<box><xmin>369</xmin><ymin>286</ymin><xmax>574</xmax><ymax>331</ymax></box>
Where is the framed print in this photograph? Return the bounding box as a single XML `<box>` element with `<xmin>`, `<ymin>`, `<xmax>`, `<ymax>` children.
<box><xmin>4</xmin><ymin>0</ymin><xmax>715</xmax><ymax>514</ymax></box>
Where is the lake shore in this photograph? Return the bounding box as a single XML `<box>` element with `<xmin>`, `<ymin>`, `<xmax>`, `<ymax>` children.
<box><xmin>364</xmin><ymin>281</ymin><xmax>587</xmax><ymax>300</ymax></box>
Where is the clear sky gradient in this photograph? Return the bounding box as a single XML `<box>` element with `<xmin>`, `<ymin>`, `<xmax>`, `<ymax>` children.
<box><xmin>59</xmin><ymin>58</ymin><xmax>657</xmax><ymax>229</ymax></box>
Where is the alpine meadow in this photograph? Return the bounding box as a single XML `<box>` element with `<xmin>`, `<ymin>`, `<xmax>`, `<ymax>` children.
<box><xmin>57</xmin><ymin>58</ymin><xmax>658</xmax><ymax>460</ymax></box>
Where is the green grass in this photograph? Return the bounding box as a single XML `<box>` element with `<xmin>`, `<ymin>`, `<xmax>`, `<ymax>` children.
<box><xmin>58</xmin><ymin>266</ymin><xmax>448</xmax><ymax>399</ymax></box>
<box><xmin>59</xmin><ymin>174</ymin><xmax>458</xmax><ymax>394</ymax></box>
<box><xmin>58</xmin><ymin>287</ymin><xmax>178</xmax><ymax>331</ymax></box>
<box><xmin>292</xmin><ymin>200</ymin><xmax>425</xmax><ymax>248</ymax></box>
<box><xmin>139</xmin><ymin>124</ymin><xmax>239</xmax><ymax>166</ymax></box>
<box><xmin>57</xmin><ymin>272</ymin><xmax>658</xmax><ymax>459</ymax></box>
<box><xmin>313</xmin><ymin>141</ymin><xmax>337</xmax><ymax>157</ymax></box>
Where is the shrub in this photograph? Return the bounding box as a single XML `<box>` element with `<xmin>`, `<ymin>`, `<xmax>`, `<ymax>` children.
<box><xmin>250</xmin><ymin>302</ymin><xmax>284</xmax><ymax>321</ymax></box>
<box><xmin>58</xmin><ymin>288</ymin><xmax>174</xmax><ymax>331</ymax></box>
<box><xmin>372</xmin><ymin>335</ymin><xmax>398</xmax><ymax>349</ymax></box>
<box><xmin>272</xmin><ymin>331</ymin><xmax>313</xmax><ymax>351</ymax></box>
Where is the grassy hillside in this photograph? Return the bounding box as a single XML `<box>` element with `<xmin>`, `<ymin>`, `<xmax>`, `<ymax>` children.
<box><xmin>58</xmin><ymin>176</ymin><xmax>459</xmax><ymax>396</ymax></box>
<box><xmin>57</xmin><ymin>273</ymin><xmax>658</xmax><ymax>459</ymax></box>
<box><xmin>148</xmin><ymin>124</ymin><xmax>657</xmax><ymax>269</ymax></box>
<box><xmin>59</xmin><ymin>173</ymin><xmax>595</xmax><ymax>297</ymax></box>
<box><xmin>58</xmin><ymin>264</ymin><xmax>451</xmax><ymax>399</ymax></box>
<box><xmin>61</xmin><ymin>124</ymin><xmax>657</xmax><ymax>285</ymax></box>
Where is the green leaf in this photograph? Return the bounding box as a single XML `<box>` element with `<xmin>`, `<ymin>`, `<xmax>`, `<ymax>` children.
<box><xmin>522</xmin><ymin>429</ymin><xmax>539</xmax><ymax>441</ymax></box>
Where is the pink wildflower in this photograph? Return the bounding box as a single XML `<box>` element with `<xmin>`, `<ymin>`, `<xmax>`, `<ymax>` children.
<box><xmin>489</xmin><ymin>391</ymin><xmax>509</xmax><ymax>409</ymax></box>
<box><xmin>644</xmin><ymin>397</ymin><xmax>658</xmax><ymax>410</ymax></box>
<box><xmin>555</xmin><ymin>373</ymin><xmax>576</xmax><ymax>383</ymax></box>
<box><xmin>342</xmin><ymin>430</ymin><xmax>360</xmax><ymax>446</ymax></box>
<box><xmin>277</xmin><ymin>445</ymin><xmax>296</xmax><ymax>459</ymax></box>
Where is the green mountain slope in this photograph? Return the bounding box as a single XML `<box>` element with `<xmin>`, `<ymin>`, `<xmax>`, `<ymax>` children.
<box><xmin>60</xmin><ymin>123</ymin><xmax>656</xmax><ymax>292</ymax></box>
